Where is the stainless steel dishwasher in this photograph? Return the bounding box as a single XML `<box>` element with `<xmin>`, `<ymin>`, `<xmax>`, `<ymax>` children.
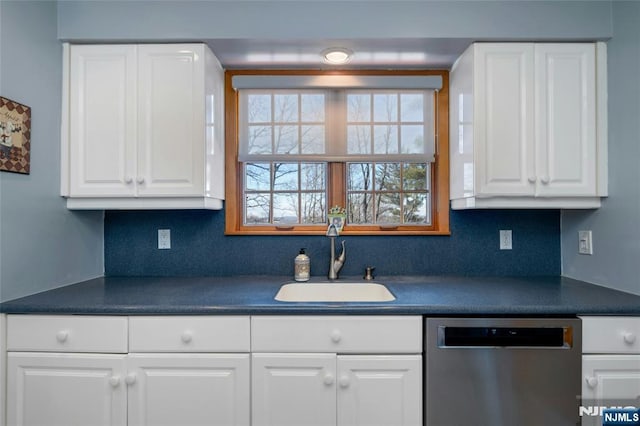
<box><xmin>425</xmin><ymin>317</ymin><xmax>581</xmax><ymax>426</ymax></box>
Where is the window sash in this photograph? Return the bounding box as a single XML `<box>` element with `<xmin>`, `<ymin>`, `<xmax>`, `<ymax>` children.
<box><xmin>238</xmin><ymin>88</ymin><xmax>436</xmax><ymax>163</ymax></box>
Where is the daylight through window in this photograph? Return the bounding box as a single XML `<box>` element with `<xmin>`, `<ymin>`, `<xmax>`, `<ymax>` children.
<box><xmin>225</xmin><ymin>71</ymin><xmax>450</xmax><ymax>235</ymax></box>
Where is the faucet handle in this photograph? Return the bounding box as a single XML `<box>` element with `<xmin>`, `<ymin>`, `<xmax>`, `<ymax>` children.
<box><xmin>364</xmin><ymin>266</ymin><xmax>375</xmax><ymax>280</ymax></box>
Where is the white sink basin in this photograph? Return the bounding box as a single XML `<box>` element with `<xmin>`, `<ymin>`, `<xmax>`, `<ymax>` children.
<box><xmin>275</xmin><ymin>282</ymin><xmax>395</xmax><ymax>302</ymax></box>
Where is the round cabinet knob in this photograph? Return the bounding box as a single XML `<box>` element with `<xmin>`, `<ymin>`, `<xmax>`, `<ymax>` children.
<box><xmin>181</xmin><ymin>331</ymin><xmax>193</xmax><ymax>344</ymax></box>
<box><xmin>109</xmin><ymin>376</ymin><xmax>121</xmax><ymax>388</ymax></box>
<box><xmin>125</xmin><ymin>373</ymin><xmax>137</xmax><ymax>386</ymax></box>
<box><xmin>125</xmin><ymin>176</ymin><xmax>133</xmax><ymax>184</ymax></box>
<box><xmin>136</xmin><ymin>177</ymin><xmax>145</xmax><ymax>184</ymax></box>
<box><xmin>528</xmin><ymin>176</ymin><xmax>537</xmax><ymax>184</ymax></box>
<box><xmin>541</xmin><ymin>176</ymin><xmax>550</xmax><ymax>184</ymax></box>
<box><xmin>323</xmin><ymin>373</ymin><xmax>335</xmax><ymax>386</ymax></box>
<box><xmin>56</xmin><ymin>330</ymin><xmax>69</xmax><ymax>343</ymax></box>
<box><xmin>330</xmin><ymin>330</ymin><xmax>342</xmax><ymax>343</ymax></box>
<box><xmin>339</xmin><ymin>375</ymin><xmax>350</xmax><ymax>388</ymax></box>
<box><xmin>623</xmin><ymin>332</ymin><xmax>636</xmax><ymax>345</ymax></box>
<box><xmin>586</xmin><ymin>376</ymin><xmax>598</xmax><ymax>389</ymax></box>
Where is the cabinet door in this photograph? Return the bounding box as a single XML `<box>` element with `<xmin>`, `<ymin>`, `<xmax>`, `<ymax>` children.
<box><xmin>127</xmin><ymin>354</ymin><xmax>250</xmax><ymax>426</ymax></box>
<box><xmin>582</xmin><ymin>355</ymin><xmax>640</xmax><ymax>426</ymax></box>
<box><xmin>474</xmin><ymin>43</ymin><xmax>535</xmax><ymax>196</ymax></box>
<box><xmin>69</xmin><ymin>45</ymin><xmax>137</xmax><ymax>197</ymax></box>
<box><xmin>137</xmin><ymin>44</ymin><xmax>205</xmax><ymax>197</ymax></box>
<box><xmin>337</xmin><ymin>355</ymin><xmax>422</xmax><ymax>426</ymax></box>
<box><xmin>7</xmin><ymin>352</ymin><xmax>127</xmax><ymax>426</ymax></box>
<box><xmin>535</xmin><ymin>44</ymin><xmax>597</xmax><ymax>197</ymax></box>
<box><xmin>252</xmin><ymin>353</ymin><xmax>336</xmax><ymax>426</ymax></box>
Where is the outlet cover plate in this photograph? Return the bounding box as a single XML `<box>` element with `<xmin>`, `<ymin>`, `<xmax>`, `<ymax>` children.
<box><xmin>500</xmin><ymin>230</ymin><xmax>512</xmax><ymax>250</ymax></box>
<box><xmin>158</xmin><ymin>229</ymin><xmax>171</xmax><ymax>250</ymax></box>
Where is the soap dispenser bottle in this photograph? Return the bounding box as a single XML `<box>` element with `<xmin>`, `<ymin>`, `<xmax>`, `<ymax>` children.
<box><xmin>294</xmin><ymin>248</ymin><xmax>310</xmax><ymax>282</ymax></box>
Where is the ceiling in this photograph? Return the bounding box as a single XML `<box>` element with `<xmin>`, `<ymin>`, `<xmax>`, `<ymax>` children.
<box><xmin>206</xmin><ymin>38</ymin><xmax>474</xmax><ymax>69</ymax></box>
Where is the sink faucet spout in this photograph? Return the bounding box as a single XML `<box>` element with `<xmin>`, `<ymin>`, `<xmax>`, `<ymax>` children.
<box><xmin>327</xmin><ymin>224</ymin><xmax>346</xmax><ymax>280</ymax></box>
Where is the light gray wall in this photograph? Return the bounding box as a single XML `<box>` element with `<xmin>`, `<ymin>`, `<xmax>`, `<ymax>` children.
<box><xmin>561</xmin><ymin>1</ymin><xmax>640</xmax><ymax>296</ymax></box>
<box><xmin>0</xmin><ymin>0</ymin><xmax>104</xmax><ymax>302</ymax></box>
<box><xmin>57</xmin><ymin>0</ymin><xmax>612</xmax><ymax>41</ymax></box>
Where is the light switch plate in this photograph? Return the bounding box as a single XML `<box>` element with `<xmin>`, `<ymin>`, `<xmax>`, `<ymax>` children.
<box><xmin>578</xmin><ymin>230</ymin><xmax>593</xmax><ymax>255</ymax></box>
<box><xmin>158</xmin><ymin>229</ymin><xmax>171</xmax><ymax>250</ymax></box>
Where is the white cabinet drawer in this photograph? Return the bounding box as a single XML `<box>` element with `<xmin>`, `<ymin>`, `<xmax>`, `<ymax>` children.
<box><xmin>581</xmin><ymin>316</ymin><xmax>640</xmax><ymax>354</ymax></box>
<box><xmin>129</xmin><ymin>316</ymin><xmax>250</xmax><ymax>352</ymax></box>
<box><xmin>7</xmin><ymin>315</ymin><xmax>128</xmax><ymax>353</ymax></box>
<box><xmin>251</xmin><ymin>316</ymin><xmax>422</xmax><ymax>353</ymax></box>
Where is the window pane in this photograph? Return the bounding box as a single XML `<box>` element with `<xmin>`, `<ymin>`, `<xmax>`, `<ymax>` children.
<box><xmin>375</xmin><ymin>163</ymin><xmax>401</xmax><ymax>191</ymax></box>
<box><xmin>347</xmin><ymin>125</ymin><xmax>371</xmax><ymax>155</ymax></box>
<box><xmin>248</xmin><ymin>94</ymin><xmax>271</xmax><ymax>123</ymax></box>
<box><xmin>248</xmin><ymin>125</ymin><xmax>272</xmax><ymax>155</ymax></box>
<box><xmin>245</xmin><ymin>163</ymin><xmax>271</xmax><ymax>191</ymax></box>
<box><xmin>301</xmin><ymin>192</ymin><xmax>326</xmax><ymax>224</ymax></box>
<box><xmin>346</xmin><ymin>161</ymin><xmax>431</xmax><ymax>226</ymax></box>
<box><xmin>274</xmin><ymin>125</ymin><xmax>298</xmax><ymax>155</ymax></box>
<box><xmin>348</xmin><ymin>163</ymin><xmax>373</xmax><ymax>191</ymax></box>
<box><xmin>403</xmin><ymin>193</ymin><xmax>428</xmax><ymax>224</ymax></box>
<box><xmin>348</xmin><ymin>193</ymin><xmax>373</xmax><ymax>223</ymax></box>
<box><xmin>301</xmin><ymin>163</ymin><xmax>326</xmax><ymax>191</ymax></box>
<box><xmin>374</xmin><ymin>93</ymin><xmax>398</xmax><ymax>122</ymax></box>
<box><xmin>301</xmin><ymin>94</ymin><xmax>325</xmax><ymax>122</ymax></box>
<box><xmin>347</xmin><ymin>94</ymin><xmax>371</xmax><ymax>122</ymax></box>
<box><xmin>400</xmin><ymin>125</ymin><xmax>424</xmax><ymax>154</ymax></box>
<box><xmin>403</xmin><ymin>163</ymin><xmax>428</xmax><ymax>190</ymax></box>
<box><xmin>245</xmin><ymin>193</ymin><xmax>270</xmax><ymax>224</ymax></box>
<box><xmin>301</xmin><ymin>125</ymin><xmax>324</xmax><ymax>154</ymax></box>
<box><xmin>273</xmin><ymin>163</ymin><xmax>298</xmax><ymax>190</ymax></box>
<box><xmin>373</xmin><ymin>125</ymin><xmax>398</xmax><ymax>154</ymax></box>
<box><xmin>274</xmin><ymin>94</ymin><xmax>298</xmax><ymax>122</ymax></box>
<box><xmin>273</xmin><ymin>193</ymin><xmax>299</xmax><ymax>223</ymax></box>
<box><xmin>400</xmin><ymin>93</ymin><xmax>423</xmax><ymax>122</ymax></box>
<box><xmin>376</xmin><ymin>193</ymin><xmax>401</xmax><ymax>223</ymax></box>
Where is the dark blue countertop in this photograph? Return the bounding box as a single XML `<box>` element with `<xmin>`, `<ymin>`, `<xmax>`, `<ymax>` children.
<box><xmin>1</xmin><ymin>275</ymin><xmax>640</xmax><ymax>315</ymax></box>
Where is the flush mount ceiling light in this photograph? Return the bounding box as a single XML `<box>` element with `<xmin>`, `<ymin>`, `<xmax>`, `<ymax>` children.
<box><xmin>322</xmin><ymin>47</ymin><xmax>353</xmax><ymax>65</ymax></box>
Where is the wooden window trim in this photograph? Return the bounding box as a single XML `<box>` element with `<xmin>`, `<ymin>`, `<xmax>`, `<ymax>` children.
<box><xmin>224</xmin><ymin>69</ymin><xmax>450</xmax><ymax>236</ymax></box>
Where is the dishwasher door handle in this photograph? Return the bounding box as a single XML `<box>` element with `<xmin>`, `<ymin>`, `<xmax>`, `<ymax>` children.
<box><xmin>437</xmin><ymin>326</ymin><xmax>573</xmax><ymax>348</ymax></box>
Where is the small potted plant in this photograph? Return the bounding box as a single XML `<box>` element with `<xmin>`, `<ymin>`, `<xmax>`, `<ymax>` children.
<box><xmin>327</xmin><ymin>205</ymin><xmax>346</xmax><ymax>234</ymax></box>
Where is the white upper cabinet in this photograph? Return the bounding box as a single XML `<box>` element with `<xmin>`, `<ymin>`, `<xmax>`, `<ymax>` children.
<box><xmin>450</xmin><ymin>42</ymin><xmax>607</xmax><ymax>209</ymax></box>
<box><xmin>61</xmin><ymin>43</ymin><xmax>225</xmax><ymax>210</ymax></box>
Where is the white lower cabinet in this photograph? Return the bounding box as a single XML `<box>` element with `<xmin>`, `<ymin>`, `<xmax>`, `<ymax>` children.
<box><xmin>336</xmin><ymin>355</ymin><xmax>422</xmax><ymax>426</ymax></box>
<box><xmin>251</xmin><ymin>316</ymin><xmax>423</xmax><ymax>426</ymax></box>
<box><xmin>252</xmin><ymin>353</ymin><xmax>336</xmax><ymax>426</ymax></box>
<box><xmin>8</xmin><ymin>352</ymin><xmax>128</xmax><ymax>426</ymax></box>
<box><xmin>252</xmin><ymin>353</ymin><xmax>421</xmax><ymax>426</ymax></box>
<box><xmin>5</xmin><ymin>315</ymin><xmax>251</xmax><ymax>426</ymax></box>
<box><xmin>127</xmin><ymin>354</ymin><xmax>250</xmax><ymax>426</ymax></box>
<box><xmin>3</xmin><ymin>315</ymin><xmax>422</xmax><ymax>426</ymax></box>
<box><xmin>580</xmin><ymin>316</ymin><xmax>640</xmax><ymax>426</ymax></box>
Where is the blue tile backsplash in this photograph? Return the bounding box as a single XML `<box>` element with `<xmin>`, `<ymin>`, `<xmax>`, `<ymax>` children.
<box><xmin>105</xmin><ymin>209</ymin><xmax>560</xmax><ymax>277</ymax></box>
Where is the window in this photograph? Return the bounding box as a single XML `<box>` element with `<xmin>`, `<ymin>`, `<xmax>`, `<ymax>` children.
<box><xmin>225</xmin><ymin>70</ymin><xmax>450</xmax><ymax>235</ymax></box>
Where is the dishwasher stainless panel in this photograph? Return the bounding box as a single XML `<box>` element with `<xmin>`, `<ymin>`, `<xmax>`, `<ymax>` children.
<box><xmin>425</xmin><ymin>317</ymin><xmax>581</xmax><ymax>426</ymax></box>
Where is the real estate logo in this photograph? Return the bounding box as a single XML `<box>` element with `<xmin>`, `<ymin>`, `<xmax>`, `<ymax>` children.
<box><xmin>601</xmin><ymin>408</ymin><xmax>640</xmax><ymax>425</ymax></box>
<box><xmin>580</xmin><ymin>398</ymin><xmax>640</xmax><ymax>425</ymax></box>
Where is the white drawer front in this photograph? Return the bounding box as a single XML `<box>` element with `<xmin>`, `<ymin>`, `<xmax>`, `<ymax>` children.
<box><xmin>251</xmin><ymin>316</ymin><xmax>422</xmax><ymax>353</ymax></box>
<box><xmin>581</xmin><ymin>316</ymin><xmax>640</xmax><ymax>354</ymax></box>
<box><xmin>129</xmin><ymin>316</ymin><xmax>250</xmax><ymax>352</ymax></box>
<box><xmin>7</xmin><ymin>315</ymin><xmax>128</xmax><ymax>353</ymax></box>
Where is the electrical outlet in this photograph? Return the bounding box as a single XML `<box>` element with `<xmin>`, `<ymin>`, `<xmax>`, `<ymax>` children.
<box><xmin>578</xmin><ymin>230</ymin><xmax>593</xmax><ymax>255</ymax></box>
<box><xmin>158</xmin><ymin>229</ymin><xmax>171</xmax><ymax>250</ymax></box>
<box><xmin>500</xmin><ymin>230</ymin><xmax>512</xmax><ymax>250</ymax></box>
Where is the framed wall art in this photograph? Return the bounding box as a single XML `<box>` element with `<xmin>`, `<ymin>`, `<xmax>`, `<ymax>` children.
<box><xmin>0</xmin><ymin>96</ymin><xmax>31</xmax><ymax>174</ymax></box>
